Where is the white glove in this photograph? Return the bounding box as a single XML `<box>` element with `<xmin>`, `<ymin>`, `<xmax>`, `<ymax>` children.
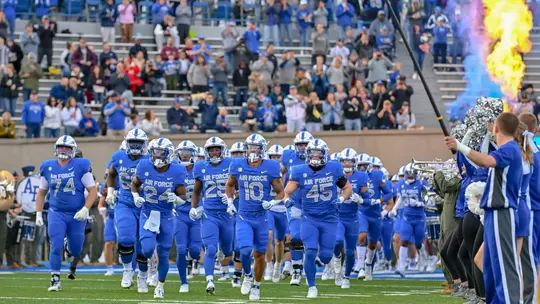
<box><xmin>132</xmin><ymin>192</ymin><xmax>145</xmax><ymax>208</ymax></box>
<box><xmin>381</xmin><ymin>209</ymin><xmax>389</xmax><ymax>218</ymax></box>
<box><xmin>262</xmin><ymin>199</ymin><xmax>281</xmax><ymax>210</ymax></box>
<box><xmin>168</xmin><ymin>192</ymin><xmax>186</xmax><ymax>205</ymax></box>
<box><xmin>106</xmin><ymin>187</ymin><xmax>116</xmax><ymax>205</ymax></box>
<box><xmin>189</xmin><ymin>206</ymin><xmax>204</xmax><ymax>220</ymax></box>
<box><xmin>220</xmin><ymin>195</ymin><xmax>230</xmax><ymax>205</ymax></box>
<box><xmin>74</xmin><ymin>206</ymin><xmax>89</xmax><ymax>221</ymax></box>
<box><xmin>388</xmin><ymin>209</ymin><xmax>397</xmax><ymax>218</ymax></box>
<box><xmin>35</xmin><ymin>211</ymin><xmax>44</xmax><ymax>227</ymax></box>
<box><xmin>337</xmin><ymin>196</ymin><xmax>345</xmax><ymax>204</ymax></box>
<box><xmin>370</xmin><ymin>198</ymin><xmax>381</xmax><ymax>206</ymax></box>
<box><xmin>99</xmin><ymin>207</ymin><xmax>107</xmax><ymax>216</ymax></box>
<box><xmin>350</xmin><ymin>193</ymin><xmax>363</xmax><ymax>204</ymax></box>
<box><xmin>227</xmin><ymin>203</ymin><xmax>237</xmax><ymax>216</ymax></box>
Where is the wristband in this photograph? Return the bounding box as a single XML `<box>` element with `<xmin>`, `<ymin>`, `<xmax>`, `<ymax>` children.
<box><xmin>456</xmin><ymin>140</ymin><xmax>472</xmax><ymax>156</ymax></box>
<box><xmin>131</xmin><ymin>192</ymin><xmax>141</xmax><ymax>200</ymax></box>
<box><xmin>227</xmin><ymin>197</ymin><xmax>234</xmax><ymax>205</ymax></box>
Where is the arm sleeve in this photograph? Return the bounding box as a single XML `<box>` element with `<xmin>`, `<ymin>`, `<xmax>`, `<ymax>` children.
<box><xmin>336</xmin><ymin>175</ymin><xmax>348</xmax><ymax>188</ymax></box>
<box><xmin>39</xmin><ymin>176</ymin><xmax>49</xmax><ymax>190</ymax></box>
<box><xmin>82</xmin><ymin>172</ymin><xmax>96</xmax><ymax>188</ymax></box>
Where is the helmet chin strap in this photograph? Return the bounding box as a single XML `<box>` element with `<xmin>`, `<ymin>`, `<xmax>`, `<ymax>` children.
<box><xmin>248</xmin><ymin>153</ymin><xmax>260</xmax><ymax>162</ymax></box>
<box><xmin>154</xmin><ymin>159</ymin><xmax>167</xmax><ymax>168</ymax></box>
<box><xmin>406</xmin><ymin>178</ymin><xmax>415</xmax><ymax>184</ymax></box>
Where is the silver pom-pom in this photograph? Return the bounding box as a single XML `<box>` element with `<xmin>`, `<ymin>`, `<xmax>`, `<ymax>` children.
<box><xmin>451</xmin><ymin>124</ymin><xmax>467</xmax><ymax>142</ymax></box>
<box><xmin>463</xmin><ymin>96</ymin><xmax>504</xmax><ymax>151</ymax></box>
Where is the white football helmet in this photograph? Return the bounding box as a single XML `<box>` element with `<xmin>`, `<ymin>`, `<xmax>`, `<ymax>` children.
<box><xmin>176</xmin><ymin>140</ymin><xmax>197</xmax><ymax>167</ymax></box>
<box><xmin>357</xmin><ymin>153</ymin><xmax>371</xmax><ymax>172</ymax></box>
<box><xmin>204</xmin><ymin>137</ymin><xmax>227</xmax><ymax>164</ymax></box>
<box><xmin>293</xmin><ymin>131</ymin><xmax>314</xmax><ymax>158</ymax></box>
<box><xmin>196</xmin><ymin>147</ymin><xmax>206</xmax><ymax>161</ymax></box>
<box><xmin>150</xmin><ymin>138</ymin><xmax>175</xmax><ymax>168</ymax></box>
<box><xmin>371</xmin><ymin>157</ymin><xmax>383</xmax><ymax>170</ymax></box>
<box><xmin>306</xmin><ymin>139</ymin><xmax>328</xmax><ymax>167</ymax></box>
<box><xmin>267</xmin><ymin>144</ymin><xmax>284</xmax><ymax>159</ymax></box>
<box><xmin>245</xmin><ymin>134</ymin><xmax>267</xmax><ymax>162</ymax></box>
<box><xmin>404</xmin><ymin>163</ymin><xmax>417</xmax><ymax>184</ymax></box>
<box><xmin>125</xmin><ymin>128</ymin><xmax>148</xmax><ymax>156</ymax></box>
<box><xmin>330</xmin><ymin>152</ymin><xmax>340</xmax><ymax>162</ymax></box>
<box><xmin>119</xmin><ymin>140</ymin><xmax>127</xmax><ymax>151</ymax></box>
<box><xmin>229</xmin><ymin>142</ymin><xmax>246</xmax><ymax>158</ymax></box>
<box><xmin>398</xmin><ymin>166</ymin><xmax>406</xmax><ymax>178</ymax></box>
<box><xmin>381</xmin><ymin>167</ymin><xmax>389</xmax><ymax>180</ymax></box>
<box><xmin>54</xmin><ymin>135</ymin><xmax>78</xmax><ymax>160</ymax></box>
<box><xmin>339</xmin><ymin>148</ymin><xmax>358</xmax><ymax>173</ymax></box>
<box><xmin>284</xmin><ymin>144</ymin><xmax>294</xmax><ymax>151</ymax></box>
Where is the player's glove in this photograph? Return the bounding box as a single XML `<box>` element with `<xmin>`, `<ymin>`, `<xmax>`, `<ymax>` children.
<box><xmin>370</xmin><ymin>198</ymin><xmax>382</xmax><ymax>206</ymax></box>
<box><xmin>106</xmin><ymin>187</ymin><xmax>117</xmax><ymax>205</ymax></box>
<box><xmin>189</xmin><ymin>206</ymin><xmax>204</xmax><ymax>221</ymax></box>
<box><xmin>74</xmin><ymin>206</ymin><xmax>89</xmax><ymax>221</ymax></box>
<box><xmin>337</xmin><ymin>196</ymin><xmax>345</xmax><ymax>204</ymax></box>
<box><xmin>381</xmin><ymin>209</ymin><xmax>389</xmax><ymax>218</ymax></box>
<box><xmin>284</xmin><ymin>198</ymin><xmax>293</xmax><ymax>208</ymax></box>
<box><xmin>350</xmin><ymin>193</ymin><xmax>363</xmax><ymax>204</ymax></box>
<box><xmin>226</xmin><ymin>197</ymin><xmax>237</xmax><ymax>216</ymax></box>
<box><xmin>262</xmin><ymin>199</ymin><xmax>281</xmax><ymax>210</ymax></box>
<box><xmin>168</xmin><ymin>192</ymin><xmax>186</xmax><ymax>205</ymax></box>
<box><xmin>35</xmin><ymin>211</ymin><xmax>44</xmax><ymax>227</ymax></box>
<box><xmin>99</xmin><ymin>207</ymin><xmax>107</xmax><ymax>216</ymax></box>
<box><xmin>388</xmin><ymin>209</ymin><xmax>397</xmax><ymax>218</ymax></box>
<box><xmin>220</xmin><ymin>195</ymin><xmax>229</xmax><ymax>205</ymax></box>
<box><xmin>132</xmin><ymin>192</ymin><xmax>145</xmax><ymax>208</ymax></box>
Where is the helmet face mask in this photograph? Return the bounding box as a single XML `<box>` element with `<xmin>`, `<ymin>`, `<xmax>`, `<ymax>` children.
<box><xmin>56</xmin><ymin>145</ymin><xmax>74</xmax><ymax>160</ymax></box>
<box><xmin>341</xmin><ymin>159</ymin><xmax>355</xmax><ymax>173</ymax></box>
<box><xmin>295</xmin><ymin>142</ymin><xmax>308</xmax><ymax>158</ymax></box>
<box><xmin>150</xmin><ymin>138</ymin><xmax>174</xmax><ymax>168</ymax></box>
<box><xmin>307</xmin><ymin>149</ymin><xmax>326</xmax><ymax>167</ymax></box>
<box><xmin>269</xmin><ymin>155</ymin><xmax>281</xmax><ymax>161</ymax></box>
<box><xmin>177</xmin><ymin>149</ymin><xmax>195</xmax><ymax>166</ymax></box>
<box><xmin>247</xmin><ymin>144</ymin><xmax>264</xmax><ymax>162</ymax></box>
<box><xmin>127</xmin><ymin>139</ymin><xmax>146</xmax><ymax>155</ymax></box>
<box><xmin>54</xmin><ymin>136</ymin><xmax>77</xmax><ymax>161</ymax></box>
<box><xmin>231</xmin><ymin>151</ymin><xmax>246</xmax><ymax>158</ymax></box>
<box><xmin>204</xmin><ymin>137</ymin><xmax>226</xmax><ymax>164</ymax></box>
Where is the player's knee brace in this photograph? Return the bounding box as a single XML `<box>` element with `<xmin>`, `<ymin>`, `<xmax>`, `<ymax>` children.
<box><xmin>233</xmin><ymin>251</ymin><xmax>241</xmax><ymax>263</ymax></box>
<box><xmin>118</xmin><ymin>244</ymin><xmax>135</xmax><ymax>256</ymax></box>
<box><xmin>136</xmin><ymin>254</ymin><xmax>148</xmax><ymax>265</ymax></box>
<box><xmin>205</xmin><ymin>245</ymin><xmax>217</xmax><ymax>258</ymax></box>
<box><xmin>290</xmin><ymin>239</ymin><xmax>304</xmax><ymax>251</ymax></box>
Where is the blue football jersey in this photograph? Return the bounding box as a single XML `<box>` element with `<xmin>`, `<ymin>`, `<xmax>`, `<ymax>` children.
<box><xmin>480</xmin><ymin>141</ymin><xmax>523</xmax><ymax>210</ymax></box>
<box><xmin>528</xmin><ymin>146</ymin><xmax>540</xmax><ymax>211</ymax></box>
<box><xmin>193</xmin><ymin>158</ymin><xmax>232</xmax><ymax>211</ymax></box>
<box><xmin>397</xmin><ymin>179</ymin><xmax>425</xmax><ymax>217</ymax></box>
<box><xmin>359</xmin><ymin>170</ymin><xmax>389</xmax><ymax>218</ymax></box>
<box><xmin>176</xmin><ymin>165</ymin><xmax>195</xmax><ymax>213</ymax></box>
<box><xmin>40</xmin><ymin>158</ymin><xmax>92</xmax><ymax>213</ymax></box>
<box><xmin>281</xmin><ymin>149</ymin><xmax>305</xmax><ymax>208</ymax></box>
<box><xmin>111</xmin><ymin>151</ymin><xmax>149</xmax><ymax>208</ymax></box>
<box><xmin>290</xmin><ymin>161</ymin><xmax>344</xmax><ymax>219</ymax></box>
<box><xmin>339</xmin><ymin>171</ymin><xmax>368</xmax><ymax>216</ymax></box>
<box><xmin>230</xmin><ymin>159</ymin><xmax>281</xmax><ymax>213</ymax></box>
<box><xmin>136</xmin><ymin>159</ymin><xmax>187</xmax><ymax>213</ymax></box>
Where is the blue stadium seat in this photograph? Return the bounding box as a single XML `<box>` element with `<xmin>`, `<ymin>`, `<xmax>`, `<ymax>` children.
<box><xmin>64</xmin><ymin>0</ymin><xmax>84</xmax><ymax>18</ymax></box>
<box><xmin>137</xmin><ymin>0</ymin><xmax>152</xmax><ymax>24</ymax></box>
<box><xmin>214</xmin><ymin>2</ymin><xmax>232</xmax><ymax>21</ymax></box>
<box><xmin>86</xmin><ymin>0</ymin><xmax>101</xmax><ymax>21</ymax></box>
<box><xmin>15</xmin><ymin>0</ymin><xmax>32</xmax><ymax>17</ymax></box>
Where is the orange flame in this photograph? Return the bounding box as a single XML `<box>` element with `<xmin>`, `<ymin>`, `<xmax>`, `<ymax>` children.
<box><xmin>484</xmin><ymin>0</ymin><xmax>533</xmax><ymax>99</ymax></box>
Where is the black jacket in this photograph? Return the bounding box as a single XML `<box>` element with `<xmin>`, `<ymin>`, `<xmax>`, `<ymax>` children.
<box><xmin>1</xmin><ymin>73</ymin><xmax>21</xmax><ymax>99</ymax></box>
<box><xmin>342</xmin><ymin>99</ymin><xmax>363</xmax><ymax>120</ymax></box>
<box><xmin>167</xmin><ymin>107</ymin><xmax>189</xmax><ymax>126</ymax></box>
<box><xmin>232</xmin><ymin>67</ymin><xmax>250</xmax><ymax>88</ymax></box>
<box><xmin>305</xmin><ymin>102</ymin><xmax>323</xmax><ymax>123</ymax></box>
<box><xmin>38</xmin><ymin>24</ymin><xmax>55</xmax><ymax>49</ymax></box>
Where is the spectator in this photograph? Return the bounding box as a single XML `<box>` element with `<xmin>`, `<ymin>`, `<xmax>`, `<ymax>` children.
<box><xmin>90</xmin><ymin>66</ymin><xmax>106</xmax><ymax>104</ymax></box>
<box><xmin>334</xmin><ymin>84</ymin><xmax>347</xmax><ymax>102</ymax></box>
<box><xmin>296</xmin><ymin>0</ymin><xmax>312</xmax><ymax>47</ymax></box>
<box><xmin>21</xmin><ymin>24</ymin><xmax>40</xmax><ymax>61</ymax></box>
<box><xmin>72</xmin><ymin>39</ymin><xmax>98</xmax><ymax>81</ymax></box>
<box><xmin>279</xmin><ymin>0</ymin><xmax>293</xmax><ymax>47</ymax></box>
<box><xmin>312</xmin><ymin>58</ymin><xmax>329</xmax><ymax>100</ymax></box>
<box><xmin>124</xmin><ymin>58</ymin><xmax>144</xmax><ymax>96</ymax></box>
<box><xmin>335</xmin><ymin>0</ymin><xmax>355</xmax><ymax>41</ymax></box>
<box><xmin>250</xmin><ymin>52</ymin><xmax>273</xmax><ymax>92</ymax></box>
<box><xmin>61</xmin><ymin>97</ymin><xmax>82</xmax><ymax>136</ymax></box>
<box><xmin>514</xmin><ymin>94</ymin><xmax>535</xmax><ymax>116</ymax></box>
<box><xmin>160</xmin><ymin>37</ymin><xmax>180</xmax><ymax>60</ymax></box>
<box><xmin>20</xmin><ymin>53</ymin><xmax>43</xmax><ymax>102</ymax></box>
<box><xmin>366</xmin><ymin>50</ymin><xmax>393</xmax><ymax>88</ymax></box>
<box><xmin>413</xmin><ymin>26</ymin><xmax>429</xmax><ymax>79</ymax></box>
<box><xmin>222</xmin><ymin>22</ymin><xmax>239</xmax><ymax>70</ymax></box>
<box><xmin>358</xmin><ymin>88</ymin><xmax>374</xmax><ymax>129</ymax></box>
<box><xmin>77</xmin><ymin>109</ymin><xmax>99</xmax><ymax>137</ymax></box>
<box><xmin>312</xmin><ymin>24</ymin><xmax>330</xmax><ymax>64</ymax></box>
<box><xmin>37</xmin><ymin>16</ymin><xmax>55</xmax><ymax>72</ymax></box>
<box><xmin>257</xmin><ymin>97</ymin><xmax>277</xmax><ymax>132</ymax></box>
<box><xmin>211</xmin><ymin>55</ymin><xmax>230</xmax><ymax>106</ymax></box>
<box><xmin>521</xmin><ymin>84</ymin><xmax>538</xmax><ymax>104</ymax></box>
<box><xmin>371</xmin><ymin>80</ymin><xmax>390</xmax><ymax>111</ymax></box>
<box><xmin>118</xmin><ymin>0</ymin><xmax>136</xmax><ymax>44</ymax></box>
<box><xmin>369</xmin><ymin>11</ymin><xmax>394</xmax><ymax>42</ymax></box>
<box><xmin>66</xmin><ymin>77</ymin><xmax>85</xmax><ymax>105</ymax></box>
<box><xmin>240</xmin><ymin>98</ymin><xmax>259</xmax><ymax>132</ymax></box>
<box><xmin>388</xmin><ymin>62</ymin><xmax>401</xmax><ymax>88</ymax></box>
<box><xmin>0</xmin><ymin>12</ymin><xmax>8</xmax><ymax>41</ymax></box>
<box><xmin>279</xmin><ymin>50</ymin><xmax>300</xmax><ymax>94</ymax></box>
<box><xmin>141</xmin><ymin>110</ymin><xmax>163</xmax><ymax>136</ymax></box>
<box><xmin>21</xmin><ymin>91</ymin><xmax>45</xmax><ymax>138</ymax></box>
<box><xmin>44</xmin><ymin>97</ymin><xmax>62</xmax><ymax>138</ymax></box>
<box><xmin>199</xmin><ymin>94</ymin><xmax>219</xmax><ymax>133</ymax></box>
<box><xmin>125</xmin><ymin>113</ymin><xmax>142</xmax><ymax>133</ymax></box>
<box><xmin>347</xmin><ymin>52</ymin><xmax>364</xmax><ymax>89</ymax></box>
<box><xmin>6</xmin><ymin>38</ymin><xmax>23</xmax><ymax>74</ymax></box>
<box><xmin>305</xmin><ymin>92</ymin><xmax>323</xmax><ymax>132</ymax></box>
<box><xmin>2</xmin><ymin>1</ymin><xmax>14</xmax><ymax>40</ymax></box>
<box><xmin>216</xmin><ymin>107</ymin><xmax>232</xmax><ymax>133</ymax></box>
<box><xmin>152</xmin><ymin>0</ymin><xmax>173</xmax><ymax>25</ymax></box>
<box><xmin>248</xmin><ymin>71</ymin><xmax>267</xmax><ymax>96</ymax></box>
<box><xmin>162</xmin><ymin>53</ymin><xmax>180</xmax><ymax>90</ymax></box>
<box><xmin>103</xmin><ymin>92</ymin><xmax>130</xmax><ymax>136</ymax></box>
<box><xmin>184</xmin><ymin>106</ymin><xmax>198</xmax><ymax>130</ymax></box>
<box><xmin>111</xmin><ymin>63</ymin><xmax>131</xmax><ymax>97</ymax></box>
<box><xmin>98</xmin><ymin>43</ymin><xmax>117</xmax><ymax>70</ymax></box>
<box><xmin>188</xmin><ymin>55</ymin><xmax>211</xmax><ymax>94</ymax></box>
<box><xmin>377</xmin><ymin>27</ymin><xmax>393</xmax><ymax>59</ymax></box>
<box><xmin>407</xmin><ymin>0</ymin><xmax>425</xmax><ymax>34</ymax></box>
<box><xmin>322</xmin><ymin>93</ymin><xmax>342</xmax><ymax>130</ymax></box>
<box><xmin>343</xmin><ymin>96</ymin><xmax>363</xmax><ymax>130</ymax></box>
<box><xmin>376</xmin><ymin>100</ymin><xmax>396</xmax><ymax>129</ymax></box>
<box><xmin>433</xmin><ymin>17</ymin><xmax>450</xmax><ymax>66</ymax></box>
<box><xmin>167</xmin><ymin>98</ymin><xmax>189</xmax><ymax>134</ymax></box>
<box><xmin>60</xmin><ymin>43</ymin><xmax>75</xmax><ymax>76</ymax></box>
<box><xmin>294</xmin><ymin>67</ymin><xmax>313</xmax><ymax>97</ymax></box>
<box><xmin>426</xmin><ymin>6</ymin><xmax>449</xmax><ymax>31</ymax></box>
<box><xmin>356</xmin><ymin>33</ymin><xmax>373</xmax><ymax>66</ymax></box>
<box><xmin>395</xmin><ymin>102</ymin><xmax>416</xmax><ymax>130</ymax></box>
<box><xmin>0</xmin><ymin>37</ymin><xmax>8</xmax><ymax>73</ymax></box>
<box><xmin>243</xmin><ymin>22</ymin><xmax>262</xmax><ymax>60</ymax></box>
<box><xmin>451</xmin><ymin>12</ymin><xmax>464</xmax><ymax>65</ymax></box>
<box><xmin>329</xmin><ymin>39</ymin><xmax>350</xmax><ymax>66</ymax></box>
<box><xmin>142</xmin><ymin>59</ymin><xmax>163</xmax><ymax>97</ymax></box>
<box><xmin>327</xmin><ymin>56</ymin><xmax>348</xmax><ymax>93</ymax></box>
<box><xmin>0</xmin><ymin>111</ymin><xmax>15</xmax><ymax>138</ymax></box>
<box><xmin>181</xmin><ymin>37</ymin><xmax>194</xmax><ymax>62</ymax></box>
<box><xmin>100</xmin><ymin>0</ymin><xmax>118</xmax><ymax>44</ymax></box>
<box><xmin>154</xmin><ymin>15</ymin><xmax>180</xmax><ymax>52</ymax></box>
<box><xmin>233</xmin><ymin>60</ymin><xmax>251</xmax><ymax>106</ymax></box>
<box><xmin>1</xmin><ymin>65</ymin><xmax>21</xmax><ymax>117</ymax></box>
<box><xmin>389</xmin><ymin>76</ymin><xmax>413</xmax><ymax>110</ymax></box>
<box><xmin>192</xmin><ymin>37</ymin><xmax>213</xmax><ymax>64</ymax></box>
<box><xmin>129</xmin><ymin>34</ymin><xmax>148</xmax><ymax>59</ymax></box>
<box><xmin>313</xmin><ymin>0</ymin><xmax>329</xmax><ymax>28</ymax></box>
<box><xmin>263</xmin><ymin>0</ymin><xmax>280</xmax><ymax>47</ymax></box>
<box><xmin>232</xmin><ymin>37</ymin><xmax>252</xmax><ymax>70</ymax></box>
<box><xmin>176</xmin><ymin>0</ymin><xmax>192</xmax><ymax>45</ymax></box>
<box><xmin>177</xmin><ymin>52</ymin><xmax>190</xmax><ymax>91</ymax></box>
<box><xmin>50</xmin><ymin>77</ymin><xmax>69</xmax><ymax>104</ymax></box>
<box><xmin>284</xmin><ymin>86</ymin><xmax>306</xmax><ymax>133</ymax></box>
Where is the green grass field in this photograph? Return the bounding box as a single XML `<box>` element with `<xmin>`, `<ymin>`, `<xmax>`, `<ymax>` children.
<box><xmin>0</xmin><ymin>273</ymin><xmax>464</xmax><ymax>304</ymax></box>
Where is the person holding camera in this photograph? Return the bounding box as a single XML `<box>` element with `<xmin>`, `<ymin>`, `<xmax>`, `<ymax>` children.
<box><xmin>305</xmin><ymin>92</ymin><xmax>323</xmax><ymax>133</ymax></box>
<box><xmin>366</xmin><ymin>50</ymin><xmax>393</xmax><ymax>89</ymax></box>
<box><xmin>376</xmin><ymin>100</ymin><xmax>396</xmax><ymax>129</ymax></box>
<box><xmin>343</xmin><ymin>95</ymin><xmax>363</xmax><ymax>131</ymax></box>
<box><xmin>103</xmin><ymin>91</ymin><xmax>130</xmax><ymax>137</ymax></box>
<box><xmin>389</xmin><ymin>75</ymin><xmax>413</xmax><ymax>111</ymax></box>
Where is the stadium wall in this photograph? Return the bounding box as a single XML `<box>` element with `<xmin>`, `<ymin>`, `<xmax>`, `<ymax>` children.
<box><xmin>0</xmin><ymin>130</ymin><xmax>452</xmax><ymax>175</ymax></box>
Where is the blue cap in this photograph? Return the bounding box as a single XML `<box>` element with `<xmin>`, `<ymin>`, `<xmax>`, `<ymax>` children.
<box><xmin>198</xmin><ymin>36</ymin><xmax>205</xmax><ymax>40</ymax></box>
<box><xmin>362</xmin><ymin>26</ymin><xmax>368</xmax><ymax>31</ymax></box>
<box><xmin>22</xmin><ymin>166</ymin><xmax>35</xmax><ymax>175</ymax></box>
<box><xmin>435</xmin><ymin>6</ymin><xmax>441</xmax><ymax>13</ymax></box>
<box><xmin>290</xmin><ymin>85</ymin><xmax>297</xmax><ymax>89</ymax></box>
<box><xmin>264</xmin><ymin>97</ymin><xmax>272</xmax><ymax>103</ymax></box>
<box><xmin>376</xmin><ymin>80</ymin><xmax>384</xmax><ymax>85</ymax></box>
<box><xmin>12</xmin><ymin>171</ymin><xmax>18</xmax><ymax>177</ymax></box>
<box><xmin>175</xmin><ymin>97</ymin><xmax>183</xmax><ymax>103</ymax></box>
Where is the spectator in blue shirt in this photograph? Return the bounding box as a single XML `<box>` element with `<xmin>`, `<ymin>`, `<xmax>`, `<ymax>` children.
<box><xmin>191</xmin><ymin>37</ymin><xmax>213</xmax><ymax>64</ymax></box>
<box><xmin>103</xmin><ymin>92</ymin><xmax>131</xmax><ymax>136</ymax></box>
<box><xmin>296</xmin><ymin>0</ymin><xmax>312</xmax><ymax>47</ymax></box>
<box><xmin>151</xmin><ymin>0</ymin><xmax>173</xmax><ymax>25</ymax></box>
<box><xmin>376</xmin><ymin>26</ymin><xmax>393</xmax><ymax>60</ymax></box>
<box><xmin>216</xmin><ymin>107</ymin><xmax>232</xmax><ymax>133</ymax></box>
<box><xmin>3</xmin><ymin>0</ymin><xmax>15</xmax><ymax>40</ymax></box>
<box><xmin>258</xmin><ymin>97</ymin><xmax>277</xmax><ymax>132</ymax></box>
<box><xmin>433</xmin><ymin>17</ymin><xmax>450</xmax><ymax>65</ymax></box>
<box><xmin>78</xmin><ymin>109</ymin><xmax>99</xmax><ymax>137</ymax></box>
<box><xmin>243</xmin><ymin>22</ymin><xmax>262</xmax><ymax>60</ymax></box>
<box><xmin>451</xmin><ymin>12</ymin><xmax>464</xmax><ymax>64</ymax></box>
<box><xmin>335</xmin><ymin>0</ymin><xmax>355</xmax><ymax>41</ymax></box>
<box><xmin>279</xmin><ymin>0</ymin><xmax>293</xmax><ymax>47</ymax></box>
<box><xmin>100</xmin><ymin>0</ymin><xmax>119</xmax><ymax>44</ymax></box>
<box><xmin>21</xmin><ymin>91</ymin><xmax>45</xmax><ymax>138</ymax></box>
<box><xmin>198</xmin><ymin>94</ymin><xmax>219</xmax><ymax>133</ymax></box>
<box><xmin>263</xmin><ymin>0</ymin><xmax>280</xmax><ymax>48</ymax></box>
<box><xmin>50</xmin><ymin>77</ymin><xmax>70</xmax><ymax>104</ymax></box>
